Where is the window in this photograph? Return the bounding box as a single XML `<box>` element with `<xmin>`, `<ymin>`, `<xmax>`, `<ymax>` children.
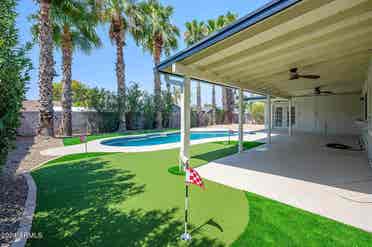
<box><xmin>365</xmin><ymin>93</ymin><xmax>368</xmax><ymax>121</ymax></box>
<box><xmin>275</xmin><ymin>107</ymin><xmax>283</xmax><ymax>127</ymax></box>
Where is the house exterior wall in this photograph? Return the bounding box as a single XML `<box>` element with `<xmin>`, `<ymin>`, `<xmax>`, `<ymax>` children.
<box><xmin>361</xmin><ymin>57</ymin><xmax>372</xmax><ymax>165</ymax></box>
<box><xmin>267</xmin><ymin>94</ymin><xmax>360</xmax><ymax>135</ymax></box>
<box><xmin>293</xmin><ymin>94</ymin><xmax>360</xmax><ymax>135</ymax></box>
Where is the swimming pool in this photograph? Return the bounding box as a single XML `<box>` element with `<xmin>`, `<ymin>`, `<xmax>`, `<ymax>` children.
<box><xmin>101</xmin><ymin>131</ymin><xmax>245</xmax><ymax>147</ymax></box>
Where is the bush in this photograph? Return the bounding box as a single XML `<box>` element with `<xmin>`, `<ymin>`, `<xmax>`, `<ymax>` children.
<box><xmin>86</xmin><ymin>87</ymin><xmax>119</xmax><ymax>133</ymax></box>
<box><xmin>161</xmin><ymin>87</ymin><xmax>173</xmax><ymax>128</ymax></box>
<box><xmin>251</xmin><ymin>102</ymin><xmax>265</xmax><ymax>124</ymax></box>
<box><xmin>126</xmin><ymin>82</ymin><xmax>144</xmax><ymax>129</ymax></box>
<box><xmin>0</xmin><ymin>0</ymin><xmax>32</xmax><ymax>173</ymax></box>
<box><xmin>94</xmin><ymin>112</ymin><xmax>119</xmax><ymax>133</ymax></box>
<box><xmin>143</xmin><ymin>93</ymin><xmax>156</xmax><ymax>129</ymax></box>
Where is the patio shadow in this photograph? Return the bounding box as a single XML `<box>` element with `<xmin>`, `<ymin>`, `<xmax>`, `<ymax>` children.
<box><xmin>203</xmin><ymin>132</ymin><xmax>372</xmax><ymax>195</ymax></box>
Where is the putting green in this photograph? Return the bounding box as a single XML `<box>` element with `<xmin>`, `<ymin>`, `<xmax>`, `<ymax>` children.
<box><xmin>29</xmin><ymin>142</ymin><xmax>252</xmax><ymax>246</ymax></box>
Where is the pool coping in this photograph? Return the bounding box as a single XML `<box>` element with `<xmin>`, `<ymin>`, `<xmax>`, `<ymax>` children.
<box><xmin>40</xmin><ymin>130</ymin><xmax>270</xmax><ymax>157</ymax></box>
<box><xmin>100</xmin><ymin>130</ymin><xmax>257</xmax><ymax>147</ymax></box>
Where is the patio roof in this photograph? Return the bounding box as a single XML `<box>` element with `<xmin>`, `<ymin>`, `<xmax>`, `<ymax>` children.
<box><xmin>157</xmin><ymin>0</ymin><xmax>372</xmax><ymax>98</ymax></box>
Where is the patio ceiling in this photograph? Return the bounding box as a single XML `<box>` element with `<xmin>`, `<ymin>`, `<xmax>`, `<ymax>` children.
<box><xmin>158</xmin><ymin>0</ymin><xmax>372</xmax><ymax>98</ymax></box>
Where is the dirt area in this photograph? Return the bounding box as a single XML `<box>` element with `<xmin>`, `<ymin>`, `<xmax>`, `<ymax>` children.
<box><xmin>0</xmin><ymin>136</ymin><xmax>62</xmax><ymax>246</ymax></box>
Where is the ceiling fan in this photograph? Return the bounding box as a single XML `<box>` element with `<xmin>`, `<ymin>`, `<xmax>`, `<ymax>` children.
<box><xmin>289</xmin><ymin>67</ymin><xmax>320</xmax><ymax>80</ymax></box>
<box><xmin>295</xmin><ymin>86</ymin><xmax>334</xmax><ymax>97</ymax></box>
<box><xmin>314</xmin><ymin>86</ymin><xmax>333</xmax><ymax>95</ymax></box>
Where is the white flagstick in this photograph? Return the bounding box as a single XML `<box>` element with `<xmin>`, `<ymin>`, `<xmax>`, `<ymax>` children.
<box><xmin>181</xmin><ymin>158</ymin><xmax>191</xmax><ymax>241</ymax></box>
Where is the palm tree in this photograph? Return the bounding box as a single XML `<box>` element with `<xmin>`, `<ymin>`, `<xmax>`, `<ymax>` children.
<box><xmin>184</xmin><ymin>20</ymin><xmax>208</xmax><ymax>47</ymax></box>
<box><xmin>211</xmin><ymin>85</ymin><xmax>216</xmax><ymax>125</ymax></box>
<box><xmin>184</xmin><ymin>12</ymin><xmax>238</xmax><ymax>126</ymax></box>
<box><xmin>206</xmin><ymin>12</ymin><xmax>238</xmax><ymax>124</ymax></box>
<box><xmin>138</xmin><ymin>0</ymin><xmax>179</xmax><ymax>129</ymax></box>
<box><xmin>184</xmin><ymin>20</ymin><xmax>208</xmax><ymax>126</ymax></box>
<box><xmin>32</xmin><ymin>1</ymin><xmax>101</xmax><ymax>137</ymax></box>
<box><xmin>37</xmin><ymin>0</ymin><xmax>55</xmax><ymax>136</ymax></box>
<box><xmin>98</xmin><ymin>0</ymin><xmax>143</xmax><ymax>132</ymax></box>
<box><xmin>206</xmin><ymin>11</ymin><xmax>237</xmax><ymax>33</ymax></box>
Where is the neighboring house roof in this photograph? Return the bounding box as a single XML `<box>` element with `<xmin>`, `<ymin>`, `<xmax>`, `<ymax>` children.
<box><xmin>22</xmin><ymin>100</ymin><xmax>40</xmax><ymax>112</ymax></box>
<box><xmin>156</xmin><ymin>0</ymin><xmax>301</xmax><ymax>71</ymax></box>
<box><xmin>21</xmin><ymin>100</ymin><xmax>95</xmax><ymax>112</ymax></box>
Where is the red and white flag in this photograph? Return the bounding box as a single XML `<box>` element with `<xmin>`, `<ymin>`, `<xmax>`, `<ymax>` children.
<box><xmin>80</xmin><ymin>135</ymin><xmax>87</xmax><ymax>143</ymax></box>
<box><xmin>186</xmin><ymin>167</ymin><xmax>205</xmax><ymax>189</ymax></box>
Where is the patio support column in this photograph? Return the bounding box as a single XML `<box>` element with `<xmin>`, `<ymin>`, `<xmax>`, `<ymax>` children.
<box><xmin>238</xmin><ymin>88</ymin><xmax>244</xmax><ymax>153</ymax></box>
<box><xmin>271</xmin><ymin>101</ymin><xmax>274</xmax><ymax>130</ymax></box>
<box><xmin>180</xmin><ymin>76</ymin><xmax>191</xmax><ymax>163</ymax></box>
<box><xmin>267</xmin><ymin>95</ymin><xmax>272</xmax><ymax>144</ymax></box>
<box><xmin>288</xmin><ymin>98</ymin><xmax>292</xmax><ymax>136</ymax></box>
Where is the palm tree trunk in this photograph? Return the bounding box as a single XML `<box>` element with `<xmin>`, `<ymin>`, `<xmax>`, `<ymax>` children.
<box><xmin>211</xmin><ymin>85</ymin><xmax>216</xmax><ymax>125</ymax></box>
<box><xmin>196</xmin><ymin>81</ymin><xmax>201</xmax><ymax>126</ymax></box>
<box><xmin>60</xmin><ymin>25</ymin><xmax>73</xmax><ymax>136</ymax></box>
<box><xmin>116</xmin><ymin>31</ymin><xmax>126</xmax><ymax>132</ymax></box>
<box><xmin>38</xmin><ymin>0</ymin><xmax>54</xmax><ymax>136</ymax></box>
<box><xmin>222</xmin><ymin>87</ymin><xmax>228</xmax><ymax>124</ymax></box>
<box><xmin>222</xmin><ymin>87</ymin><xmax>234</xmax><ymax>124</ymax></box>
<box><xmin>227</xmin><ymin>88</ymin><xmax>234</xmax><ymax>123</ymax></box>
<box><xmin>154</xmin><ymin>37</ymin><xmax>163</xmax><ymax>129</ymax></box>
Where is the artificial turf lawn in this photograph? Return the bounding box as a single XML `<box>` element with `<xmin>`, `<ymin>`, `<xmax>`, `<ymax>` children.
<box><xmin>62</xmin><ymin>128</ymin><xmax>179</xmax><ymax>146</ymax></box>
<box><xmin>29</xmin><ymin>141</ymin><xmax>372</xmax><ymax>246</ymax></box>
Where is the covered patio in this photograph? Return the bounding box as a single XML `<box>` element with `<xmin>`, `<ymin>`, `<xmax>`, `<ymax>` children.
<box><xmin>156</xmin><ymin>0</ymin><xmax>372</xmax><ymax>232</ymax></box>
<box><xmin>197</xmin><ymin>131</ymin><xmax>372</xmax><ymax>232</ymax></box>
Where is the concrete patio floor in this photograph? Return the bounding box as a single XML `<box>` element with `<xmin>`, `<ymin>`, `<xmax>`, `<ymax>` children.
<box><xmin>197</xmin><ymin>131</ymin><xmax>372</xmax><ymax>232</ymax></box>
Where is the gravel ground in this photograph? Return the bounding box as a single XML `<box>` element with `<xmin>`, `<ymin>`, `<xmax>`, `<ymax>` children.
<box><xmin>0</xmin><ymin>136</ymin><xmax>62</xmax><ymax>246</ymax></box>
<box><xmin>0</xmin><ymin>176</ymin><xmax>27</xmax><ymax>246</ymax></box>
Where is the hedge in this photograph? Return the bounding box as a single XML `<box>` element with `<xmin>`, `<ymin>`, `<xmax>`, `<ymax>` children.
<box><xmin>0</xmin><ymin>0</ymin><xmax>32</xmax><ymax>173</ymax></box>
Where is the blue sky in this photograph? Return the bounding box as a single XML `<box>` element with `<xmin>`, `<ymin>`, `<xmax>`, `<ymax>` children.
<box><xmin>17</xmin><ymin>0</ymin><xmax>271</xmax><ymax>106</ymax></box>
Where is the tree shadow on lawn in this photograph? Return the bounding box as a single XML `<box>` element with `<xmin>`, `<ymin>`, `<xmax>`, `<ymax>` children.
<box><xmin>191</xmin><ymin>141</ymin><xmax>263</xmax><ymax>166</ymax></box>
<box><xmin>191</xmin><ymin>142</ymin><xmax>237</xmax><ymax>166</ymax></box>
<box><xmin>29</xmin><ymin>158</ymin><xmax>224</xmax><ymax>247</ymax></box>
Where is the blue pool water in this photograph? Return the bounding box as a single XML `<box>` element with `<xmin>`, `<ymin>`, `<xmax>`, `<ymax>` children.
<box><xmin>101</xmin><ymin>131</ymin><xmax>244</xmax><ymax>147</ymax></box>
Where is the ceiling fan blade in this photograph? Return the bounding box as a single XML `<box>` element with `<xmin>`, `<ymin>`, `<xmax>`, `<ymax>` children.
<box><xmin>299</xmin><ymin>74</ymin><xmax>320</xmax><ymax>79</ymax></box>
<box><xmin>322</xmin><ymin>91</ymin><xmax>333</xmax><ymax>94</ymax></box>
<box><xmin>290</xmin><ymin>68</ymin><xmax>298</xmax><ymax>73</ymax></box>
<box><xmin>289</xmin><ymin>67</ymin><xmax>299</xmax><ymax>80</ymax></box>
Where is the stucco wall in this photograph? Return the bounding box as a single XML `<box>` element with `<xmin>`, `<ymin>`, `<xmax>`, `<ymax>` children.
<box><xmin>17</xmin><ymin>111</ymin><xmax>99</xmax><ymax>136</ymax></box>
<box><xmin>361</xmin><ymin>57</ymin><xmax>372</xmax><ymax>164</ymax></box>
<box><xmin>293</xmin><ymin>94</ymin><xmax>360</xmax><ymax>135</ymax></box>
<box><xmin>365</xmin><ymin>57</ymin><xmax>372</xmax><ymax>122</ymax></box>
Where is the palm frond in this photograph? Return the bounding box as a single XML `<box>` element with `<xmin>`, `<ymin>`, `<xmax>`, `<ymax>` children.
<box><xmin>29</xmin><ymin>0</ymin><xmax>102</xmax><ymax>53</ymax></box>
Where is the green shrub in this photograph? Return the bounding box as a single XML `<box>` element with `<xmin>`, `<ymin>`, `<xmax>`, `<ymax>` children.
<box><xmin>143</xmin><ymin>93</ymin><xmax>156</xmax><ymax>129</ymax></box>
<box><xmin>0</xmin><ymin>0</ymin><xmax>32</xmax><ymax>173</ymax></box>
<box><xmin>126</xmin><ymin>82</ymin><xmax>144</xmax><ymax>130</ymax></box>
<box><xmin>161</xmin><ymin>87</ymin><xmax>173</xmax><ymax>128</ymax></box>
<box><xmin>251</xmin><ymin>102</ymin><xmax>265</xmax><ymax>124</ymax></box>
